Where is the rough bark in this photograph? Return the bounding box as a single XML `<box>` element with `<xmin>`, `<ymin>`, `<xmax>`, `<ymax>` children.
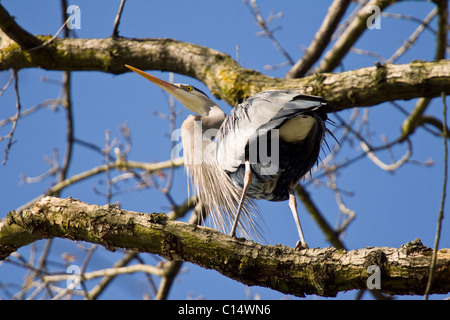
<box><xmin>1</xmin><ymin>196</ymin><xmax>449</xmax><ymax>297</ymax></box>
<box><xmin>1</xmin><ymin>34</ymin><xmax>450</xmax><ymax>111</ymax></box>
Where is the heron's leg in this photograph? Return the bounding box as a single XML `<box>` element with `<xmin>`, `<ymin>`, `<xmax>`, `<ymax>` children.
<box><xmin>288</xmin><ymin>186</ymin><xmax>309</xmax><ymax>249</ymax></box>
<box><xmin>229</xmin><ymin>160</ymin><xmax>252</xmax><ymax>238</ymax></box>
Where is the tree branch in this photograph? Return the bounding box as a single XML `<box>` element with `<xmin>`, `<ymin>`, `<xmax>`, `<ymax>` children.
<box><xmin>14</xmin><ymin>157</ymin><xmax>183</xmax><ymax>214</ymax></box>
<box><xmin>1</xmin><ymin>35</ymin><xmax>449</xmax><ymax>110</ymax></box>
<box><xmin>0</xmin><ymin>3</ymin><xmax>449</xmax><ymax>110</ymax></box>
<box><xmin>1</xmin><ymin>196</ymin><xmax>449</xmax><ymax>297</ymax></box>
<box><xmin>0</xmin><ymin>5</ymin><xmax>43</xmax><ymax>50</ymax></box>
<box><xmin>286</xmin><ymin>0</ymin><xmax>352</xmax><ymax>78</ymax></box>
<box><xmin>315</xmin><ymin>0</ymin><xmax>398</xmax><ymax>73</ymax></box>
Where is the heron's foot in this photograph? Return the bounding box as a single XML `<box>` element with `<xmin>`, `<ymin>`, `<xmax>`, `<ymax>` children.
<box><xmin>295</xmin><ymin>240</ymin><xmax>309</xmax><ymax>251</ymax></box>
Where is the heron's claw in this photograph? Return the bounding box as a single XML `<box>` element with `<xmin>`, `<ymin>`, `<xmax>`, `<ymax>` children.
<box><xmin>295</xmin><ymin>240</ymin><xmax>309</xmax><ymax>251</ymax></box>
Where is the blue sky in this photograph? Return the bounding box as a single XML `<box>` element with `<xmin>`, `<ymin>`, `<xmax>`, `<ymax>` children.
<box><xmin>0</xmin><ymin>1</ymin><xmax>448</xmax><ymax>300</ymax></box>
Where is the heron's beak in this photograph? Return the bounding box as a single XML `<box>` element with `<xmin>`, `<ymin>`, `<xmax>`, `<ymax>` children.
<box><xmin>125</xmin><ymin>64</ymin><xmax>210</xmax><ymax>116</ymax></box>
<box><xmin>125</xmin><ymin>65</ymin><xmax>177</xmax><ymax>92</ymax></box>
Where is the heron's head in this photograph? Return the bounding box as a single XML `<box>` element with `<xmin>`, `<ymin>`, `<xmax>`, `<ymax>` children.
<box><xmin>125</xmin><ymin>65</ymin><xmax>216</xmax><ymax>116</ymax></box>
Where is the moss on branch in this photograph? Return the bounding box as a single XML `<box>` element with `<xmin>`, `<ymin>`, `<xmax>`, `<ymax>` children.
<box><xmin>1</xmin><ymin>196</ymin><xmax>449</xmax><ymax>297</ymax></box>
<box><xmin>1</xmin><ymin>35</ymin><xmax>450</xmax><ymax>110</ymax></box>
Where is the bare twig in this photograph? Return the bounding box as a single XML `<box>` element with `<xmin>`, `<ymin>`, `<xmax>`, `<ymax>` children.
<box><xmin>349</xmin><ymin>47</ymin><xmax>388</xmax><ymax>63</ymax></box>
<box><xmin>387</xmin><ymin>8</ymin><xmax>437</xmax><ymax>63</ymax></box>
<box><xmin>58</xmin><ymin>3</ymin><xmax>73</xmax><ymax>184</ymax></box>
<box><xmin>112</xmin><ymin>0</ymin><xmax>126</xmax><ymax>38</ymax></box>
<box><xmin>286</xmin><ymin>0</ymin><xmax>352</xmax><ymax>78</ymax></box>
<box><xmin>382</xmin><ymin>12</ymin><xmax>437</xmax><ymax>34</ymax></box>
<box><xmin>424</xmin><ymin>93</ymin><xmax>447</xmax><ymax>299</ymax></box>
<box><xmin>87</xmin><ymin>251</ymin><xmax>138</xmax><ymax>300</ymax></box>
<box><xmin>78</xmin><ymin>244</ymin><xmax>99</xmax><ymax>297</ymax></box>
<box><xmin>155</xmin><ymin>191</ymin><xmax>201</xmax><ymax>300</ymax></box>
<box><xmin>57</xmin><ymin>71</ymin><xmax>74</xmax><ymax>188</ymax></box>
<box><xmin>103</xmin><ymin>130</ymin><xmax>114</xmax><ymax>204</ymax></box>
<box><xmin>46</xmin><ymin>263</ymin><xmax>166</xmax><ymax>283</ymax></box>
<box><xmin>46</xmin><ymin>263</ymin><xmax>166</xmax><ymax>300</ymax></box>
<box><xmin>2</xmin><ymin>70</ymin><xmax>20</xmax><ymax>165</ymax></box>
<box><xmin>360</xmin><ymin>137</ymin><xmax>412</xmax><ymax>172</ymax></box>
<box><xmin>20</xmin><ymin>150</ymin><xmax>60</xmax><ymax>185</ymax></box>
<box><xmin>295</xmin><ymin>185</ymin><xmax>346</xmax><ymax>250</ymax></box>
<box><xmin>28</xmin><ymin>6</ymin><xmax>80</xmax><ymax>51</ymax></box>
<box><xmin>15</xmin><ymin>157</ymin><xmax>184</xmax><ymax>213</ymax></box>
<box><xmin>0</xmin><ymin>99</ymin><xmax>61</xmax><ymax>130</ymax></box>
<box><xmin>328</xmin><ymin>172</ymin><xmax>356</xmax><ymax>236</ymax></box>
<box><xmin>0</xmin><ymin>72</ymin><xmax>14</xmax><ymax>96</ymax></box>
<box><xmin>244</xmin><ymin>0</ymin><xmax>294</xmax><ymax>66</ymax></box>
<box><xmin>315</xmin><ymin>0</ymin><xmax>397</xmax><ymax>73</ymax></box>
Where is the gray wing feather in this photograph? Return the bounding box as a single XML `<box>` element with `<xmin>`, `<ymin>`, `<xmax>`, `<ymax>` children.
<box><xmin>216</xmin><ymin>90</ymin><xmax>326</xmax><ymax>173</ymax></box>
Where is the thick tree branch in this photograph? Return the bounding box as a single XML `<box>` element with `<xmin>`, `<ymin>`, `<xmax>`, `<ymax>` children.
<box><xmin>1</xmin><ymin>196</ymin><xmax>449</xmax><ymax>297</ymax></box>
<box><xmin>1</xmin><ymin>35</ymin><xmax>449</xmax><ymax>110</ymax></box>
<box><xmin>0</xmin><ymin>4</ymin><xmax>449</xmax><ymax>110</ymax></box>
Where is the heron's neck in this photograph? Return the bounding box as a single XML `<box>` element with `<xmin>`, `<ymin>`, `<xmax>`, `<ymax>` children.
<box><xmin>201</xmin><ymin>105</ymin><xmax>226</xmax><ymax>130</ymax></box>
<box><xmin>181</xmin><ymin>105</ymin><xmax>224</xmax><ymax>168</ymax></box>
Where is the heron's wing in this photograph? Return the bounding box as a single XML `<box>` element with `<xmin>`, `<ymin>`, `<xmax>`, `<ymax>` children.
<box><xmin>216</xmin><ymin>90</ymin><xmax>329</xmax><ymax>173</ymax></box>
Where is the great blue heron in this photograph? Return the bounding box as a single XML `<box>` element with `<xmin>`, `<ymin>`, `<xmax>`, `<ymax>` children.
<box><xmin>126</xmin><ymin>65</ymin><xmax>333</xmax><ymax>249</ymax></box>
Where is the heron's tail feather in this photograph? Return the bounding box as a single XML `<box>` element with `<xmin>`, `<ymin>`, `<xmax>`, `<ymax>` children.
<box><xmin>186</xmin><ymin>162</ymin><xmax>265</xmax><ymax>242</ymax></box>
<box><xmin>181</xmin><ymin>118</ymin><xmax>265</xmax><ymax>242</ymax></box>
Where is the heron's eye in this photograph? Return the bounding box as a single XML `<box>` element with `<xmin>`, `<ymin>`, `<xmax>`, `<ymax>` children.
<box><xmin>186</xmin><ymin>86</ymin><xmax>193</xmax><ymax>92</ymax></box>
